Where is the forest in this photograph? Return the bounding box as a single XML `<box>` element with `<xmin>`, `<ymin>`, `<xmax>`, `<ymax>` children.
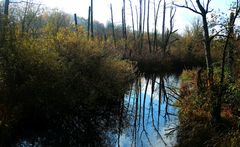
<box><xmin>0</xmin><ymin>0</ymin><xmax>240</xmax><ymax>146</ymax></box>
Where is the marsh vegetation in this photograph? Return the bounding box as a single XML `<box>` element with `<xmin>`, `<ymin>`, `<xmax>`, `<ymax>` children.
<box><xmin>0</xmin><ymin>0</ymin><xmax>240</xmax><ymax>146</ymax></box>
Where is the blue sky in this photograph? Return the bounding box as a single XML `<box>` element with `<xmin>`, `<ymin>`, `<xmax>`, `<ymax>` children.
<box><xmin>39</xmin><ymin>0</ymin><xmax>234</xmax><ymax>33</ymax></box>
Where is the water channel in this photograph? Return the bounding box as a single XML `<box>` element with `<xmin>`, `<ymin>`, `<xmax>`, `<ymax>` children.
<box><xmin>15</xmin><ymin>74</ymin><xmax>180</xmax><ymax>147</ymax></box>
<box><xmin>117</xmin><ymin>74</ymin><xmax>180</xmax><ymax>147</ymax></box>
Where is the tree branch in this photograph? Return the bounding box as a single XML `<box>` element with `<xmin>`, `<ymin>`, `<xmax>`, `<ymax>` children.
<box><xmin>196</xmin><ymin>0</ymin><xmax>206</xmax><ymax>14</ymax></box>
<box><xmin>173</xmin><ymin>3</ymin><xmax>201</xmax><ymax>15</ymax></box>
<box><xmin>206</xmin><ymin>0</ymin><xmax>212</xmax><ymax>12</ymax></box>
<box><xmin>209</xmin><ymin>28</ymin><xmax>225</xmax><ymax>41</ymax></box>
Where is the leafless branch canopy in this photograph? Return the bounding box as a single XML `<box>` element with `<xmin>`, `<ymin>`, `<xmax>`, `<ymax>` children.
<box><xmin>173</xmin><ymin>0</ymin><xmax>213</xmax><ymax>15</ymax></box>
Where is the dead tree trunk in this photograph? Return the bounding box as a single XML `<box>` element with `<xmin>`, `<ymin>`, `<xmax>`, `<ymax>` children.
<box><xmin>174</xmin><ymin>0</ymin><xmax>216</xmax><ymax>122</ymax></box>
<box><xmin>135</xmin><ymin>6</ymin><xmax>139</xmax><ymax>33</ymax></box>
<box><xmin>162</xmin><ymin>0</ymin><xmax>166</xmax><ymax>53</ymax></box>
<box><xmin>147</xmin><ymin>0</ymin><xmax>151</xmax><ymax>53</ymax></box>
<box><xmin>174</xmin><ymin>0</ymin><xmax>213</xmax><ymax>85</ymax></box>
<box><xmin>163</xmin><ymin>6</ymin><xmax>177</xmax><ymax>53</ymax></box>
<box><xmin>154</xmin><ymin>0</ymin><xmax>161</xmax><ymax>52</ymax></box>
<box><xmin>0</xmin><ymin>12</ymin><xmax>3</xmax><ymax>46</ymax></box>
<box><xmin>110</xmin><ymin>4</ymin><xmax>116</xmax><ymax>47</ymax></box>
<box><xmin>141</xmin><ymin>0</ymin><xmax>146</xmax><ymax>49</ymax></box>
<box><xmin>87</xmin><ymin>6</ymin><xmax>91</xmax><ymax>40</ymax></box>
<box><xmin>1</xmin><ymin>0</ymin><xmax>10</xmax><ymax>46</ymax></box>
<box><xmin>122</xmin><ymin>0</ymin><xmax>127</xmax><ymax>54</ymax></box>
<box><xmin>4</xmin><ymin>0</ymin><xmax>10</xmax><ymax>16</ymax></box>
<box><xmin>129</xmin><ymin>0</ymin><xmax>136</xmax><ymax>40</ymax></box>
<box><xmin>74</xmin><ymin>13</ymin><xmax>78</xmax><ymax>26</ymax></box>
<box><xmin>139</xmin><ymin>0</ymin><xmax>143</xmax><ymax>53</ymax></box>
<box><xmin>122</xmin><ymin>0</ymin><xmax>124</xmax><ymax>38</ymax></box>
<box><xmin>219</xmin><ymin>3</ymin><xmax>240</xmax><ymax>121</ymax></box>
<box><xmin>123</xmin><ymin>0</ymin><xmax>127</xmax><ymax>37</ymax></box>
<box><xmin>91</xmin><ymin>0</ymin><xmax>94</xmax><ymax>39</ymax></box>
<box><xmin>139</xmin><ymin>0</ymin><xmax>142</xmax><ymax>38</ymax></box>
<box><xmin>228</xmin><ymin>12</ymin><xmax>236</xmax><ymax>82</ymax></box>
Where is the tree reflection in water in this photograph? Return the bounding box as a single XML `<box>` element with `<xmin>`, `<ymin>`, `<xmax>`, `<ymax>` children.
<box><xmin>119</xmin><ymin>74</ymin><xmax>180</xmax><ymax>147</ymax></box>
<box><xmin>15</xmin><ymin>74</ymin><xmax>179</xmax><ymax>147</ymax></box>
<box><xmin>15</xmin><ymin>95</ymin><xmax>129</xmax><ymax>146</ymax></box>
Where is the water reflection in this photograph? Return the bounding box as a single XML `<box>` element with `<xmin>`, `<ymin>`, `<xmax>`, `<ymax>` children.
<box><xmin>14</xmin><ymin>98</ymin><xmax>128</xmax><ymax>146</ymax></box>
<box><xmin>118</xmin><ymin>74</ymin><xmax>179</xmax><ymax>147</ymax></box>
<box><xmin>14</xmin><ymin>74</ymin><xmax>179</xmax><ymax>147</ymax></box>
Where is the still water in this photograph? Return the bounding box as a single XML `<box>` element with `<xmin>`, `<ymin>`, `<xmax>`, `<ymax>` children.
<box><xmin>117</xmin><ymin>75</ymin><xmax>180</xmax><ymax>147</ymax></box>
<box><xmin>16</xmin><ymin>74</ymin><xmax>180</xmax><ymax>147</ymax></box>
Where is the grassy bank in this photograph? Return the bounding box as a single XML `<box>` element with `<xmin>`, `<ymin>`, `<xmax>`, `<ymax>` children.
<box><xmin>176</xmin><ymin>69</ymin><xmax>240</xmax><ymax>146</ymax></box>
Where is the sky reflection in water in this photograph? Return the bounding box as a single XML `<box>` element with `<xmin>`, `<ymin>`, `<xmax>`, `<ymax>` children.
<box><xmin>118</xmin><ymin>75</ymin><xmax>180</xmax><ymax>147</ymax></box>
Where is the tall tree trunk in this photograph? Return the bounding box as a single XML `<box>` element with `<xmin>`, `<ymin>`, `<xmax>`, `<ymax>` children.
<box><xmin>4</xmin><ymin>0</ymin><xmax>10</xmax><ymax>16</ymax></box>
<box><xmin>154</xmin><ymin>0</ymin><xmax>161</xmax><ymax>52</ymax></box>
<box><xmin>162</xmin><ymin>0</ymin><xmax>166</xmax><ymax>53</ymax></box>
<box><xmin>195</xmin><ymin>0</ymin><xmax>215</xmax><ymax>121</ymax></box>
<box><xmin>110</xmin><ymin>4</ymin><xmax>116</xmax><ymax>48</ymax></box>
<box><xmin>122</xmin><ymin>8</ymin><xmax>124</xmax><ymax>36</ymax></box>
<box><xmin>195</xmin><ymin>1</ymin><xmax>213</xmax><ymax>85</ymax></box>
<box><xmin>124</xmin><ymin>0</ymin><xmax>127</xmax><ymax>39</ymax></box>
<box><xmin>147</xmin><ymin>0</ymin><xmax>151</xmax><ymax>53</ymax></box>
<box><xmin>129</xmin><ymin>0</ymin><xmax>136</xmax><ymax>40</ymax></box>
<box><xmin>0</xmin><ymin>12</ymin><xmax>3</xmax><ymax>46</ymax></box>
<box><xmin>87</xmin><ymin>6</ymin><xmax>91</xmax><ymax>40</ymax></box>
<box><xmin>139</xmin><ymin>0</ymin><xmax>142</xmax><ymax>38</ymax></box>
<box><xmin>122</xmin><ymin>0</ymin><xmax>127</xmax><ymax>55</ymax></box>
<box><xmin>141</xmin><ymin>0</ymin><xmax>146</xmax><ymax>50</ymax></box>
<box><xmin>139</xmin><ymin>0</ymin><xmax>143</xmax><ymax>54</ymax></box>
<box><xmin>74</xmin><ymin>13</ymin><xmax>78</xmax><ymax>26</ymax></box>
<box><xmin>91</xmin><ymin>0</ymin><xmax>94</xmax><ymax>39</ymax></box>
<box><xmin>135</xmin><ymin>6</ymin><xmax>139</xmax><ymax>34</ymax></box>
<box><xmin>228</xmin><ymin>12</ymin><xmax>235</xmax><ymax>82</ymax></box>
<box><xmin>163</xmin><ymin>6</ymin><xmax>177</xmax><ymax>53</ymax></box>
<box><xmin>174</xmin><ymin>0</ymin><xmax>216</xmax><ymax>122</ymax></box>
<box><xmin>1</xmin><ymin>0</ymin><xmax>10</xmax><ymax>46</ymax></box>
<box><xmin>219</xmin><ymin>9</ymin><xmax>240</xmax><ymax>123</ymax></box>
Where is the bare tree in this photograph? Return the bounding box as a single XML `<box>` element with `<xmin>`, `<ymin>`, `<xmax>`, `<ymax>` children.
<box><xmin>74</xmin><ymin>13</ymin><xmax>77</xmax><ymax>26</ymax></box>
<box><xmin>87</xmin><ymin>6</ymin><xmax>91</xmax><ymax>40</ymax></box>
<box><xmin>122</xmin><ymin>0</ymin><xmax>127</xmax><ymax>52</ymax></box>
<box><xmin>174</xmin><ymin>0</ymin><xmax>213</xmax><ymax>86</ymax></box>
<box><xmin>223</xmin><ymin>1</ymin><xmax>240</xmax><ymax>83</ymax></box>
<box><xmin>162</xmin><ymin>5</ymin><xmax>177</xmax><ymax>53</ymax></box>
<box><xmin>4</xmin><ymin>0</ymin><xmax>42</xmax><ymax>35</ymax></box>
<box><xmin>227</xmin><ymin>12</ymin><xmax>235</xmax><ymax>82</ymax></box>
<box><xmin>139</xmin><ymin>0</ymin><xmax>142</xmax><ymax>38</ymax></box>
<box><xmin>147</xmin><ymin>0</ymin><xmax>151</xmax><ymax>52</ymax></box>
<box><xmin>174</xmin><ymin>0</ymin><xmax>240</xmax><ymax>123</ymax></box>
<box><xmin>110</xmin><ymin>4</ymin><xmax>116</xmax><ymax>47</ymax></box>
<box><xmin>129</xmin><ymin>0</ymin><xmax>136</xmax><ymax>40</ymax></box>
<box><xmin>141</xmin><ymin>0</ymin><xmax>146</xmax><ymax>49</ymax></box>
<box><xmin>4</xmin><ymin>0</ymin><xmax>10</xmax><ymax>15</ymax></box>
<box><xmin>153</xmin><ymin>0</ymin><xmax>162</xmax><ymax>52</ymax></box>
<box><xmin>122</xmin><ymin>0</ymin><xmax>127</xmax><ymax>39</ymax></box>
<box><xmin>135</xmin><ymin>5</ymin><xmax>139</xmax><ymax>33</ymax></box>
<box><xmin>174</xmin><ymin>0</ymin><xmax>217</xmax><ymax>121</ymax></box>
<box><xmin>162</xmin><ymin>0</ymin><xmax>166</xmax><ymax>48</ymax></box>
<box><xmin>219</xmin><ymin>0</ymin><xmax>240</xmax><ymax>119</ymax></box>
<box><xmin>91</xmin><ymin>0</ymin><xmax>94</xmax><ymax>39</ymax></box>
<box><xmin>1</xmin><ymin>0</ymin><xmax>9</xmax><ymax>45</ymax></box>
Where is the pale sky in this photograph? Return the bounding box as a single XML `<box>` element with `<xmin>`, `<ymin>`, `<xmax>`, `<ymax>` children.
<box><xmin>38</xmin><ymin>0</ymin><xmax>233</xmax><ymax>33</ymax></box>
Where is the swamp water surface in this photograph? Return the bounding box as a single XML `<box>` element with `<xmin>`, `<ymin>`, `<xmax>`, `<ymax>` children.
<box><xmin>117</xmin><ymin>75</ymin><xmax>180</xmax><ymax>147</ymax></box>
<box><xmin>16</xmin><ymin>74</ymin><xmax>180</xmax><ymax>147</ymax></box>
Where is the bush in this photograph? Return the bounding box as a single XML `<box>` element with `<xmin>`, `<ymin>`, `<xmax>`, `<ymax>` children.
<box><xmin>177</xmin><ymin>69</ymin><xmax>240</xmax><ymax>147</ymax></box>
<box><xmin>0</xmin><ymin>26</ymin><xmax>134</xmax><ymax>145</ymax></box>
